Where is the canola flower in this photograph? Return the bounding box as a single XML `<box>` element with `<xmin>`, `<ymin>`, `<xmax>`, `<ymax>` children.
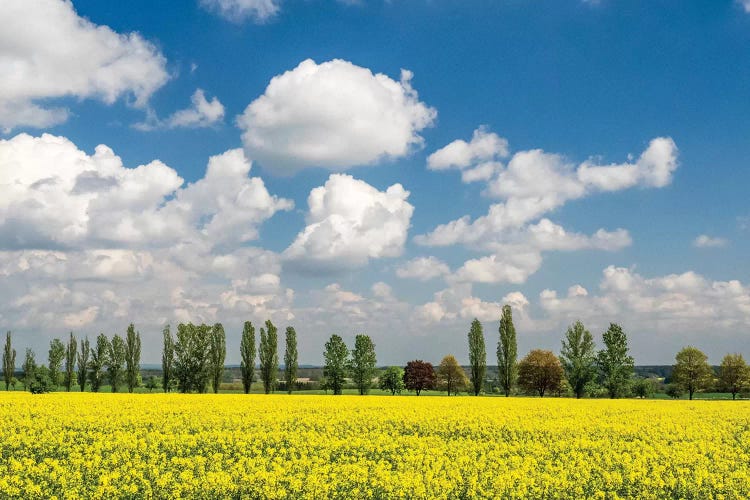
<box><xmin>0</xmin><ymin>393</ymin><xmax>748</xmax><ymax>499</ymax></box>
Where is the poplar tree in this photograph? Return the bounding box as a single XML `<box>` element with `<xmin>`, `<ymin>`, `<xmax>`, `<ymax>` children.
<box><xmin>89</xmin><ymin>334</ymin><xmax>109</xmax><ymax>393</ymax></box>
<box><xmin>64</xmin><ymin>332</ymin><xmax>77</xmax><ymax>392</ymax></box>
<box><xmin>468</xmin><ymin>319</ymin><xmax>486</xmax><ymax>396</ymax></box>
<box><xmin>209</xmin><ymin>323</ymin><xmax>226</xmax><ymax>393</ymax></box>
<box><xmin>3</xmin><ymin>331</ymin><xmax>16</xmax><ymax>391</ymax></box>
<box><xmin>76</xmin><ymin>337</ymin><xmax>90</xmax><ymax>392</ymax></box>
<box><xmin>596</xmin><ymin>323</ymin><xmax>634</xmax><ymax>399</ymax></box>
<box><xmin>173</xmin><ymin>323</ymin><xmax>211</xmax><ymax>393</ymax></box>
<box><xmin>497</xmin><ymin>305</ymin><xmax>518</xmax><ymax>397</ymax></box>
<box><xmin>323</xmin><ymin>334</ymin><xmax>348</xmax><ymax>395</ymax></box>
<box><xmin>560</xmin><ymin>320</ymin><xmax>597</xmax><ymax>399</ymax></box>
<box><xmin>284</xmin><ymin>327</ymin><xmax>298</xmax><ymax>394</ymax></box>
<box><xmin>22</xmin><ymin>349</ymin><xmax>35</xmax><ymax>391</ymax></box>
<box><xmin>349</xmin><ymin>334</ymin><xmax>376</xmax><ymax>395</ymax></box>
<box><xmin>107</xmin><ymin>334</ymin><xmax>126</xmax><ymax>393</ymax></box>
<box><xmin>240</xmin><ymin>321</ymin><xmax>256</xmax><ymax>394</ymax></box>
<box><xmin>259</xmin><ymin>320</ymin><xmax>279</xmax><ymax>394</ymax></box>
<box><xmin>48</xmin><ymin>338</ymin><xmax>65</xmax><ymax>389</ymax></box>
<box><xmin>161</xmin><ymin>325</ymin><xmax>174</xmax><ymax>393</ymax></box>
<box><xmin>125</xmin><ymin>324</ymin><xmax>141</xmax><ymax>393</ymax></box>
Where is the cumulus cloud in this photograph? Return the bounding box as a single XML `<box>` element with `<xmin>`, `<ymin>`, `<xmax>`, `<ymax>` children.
<box><xmin>199</xmin><ymin>0</ymin><xmax>280</xmax><ymax>23</ymax></box>
<box><xmin>135</xmin><ymin>89</ymin><xmax>225</xmax><ymax>130</ymax></box>
<box><xmin>693</xmin><ymin>235</ymin><xmax>728</xmax><ymax>248</ymax></box>
<box><xmin>740</xmin><ymin>0</ymin><xmax>750</xmax><ymax>13</ymax></box>
<box><xmin>395</xmin><ymin>256</ymin><xmax>450</xmax><ymax>281</ymax></box>
<box><xmin>427</xmin><ymin>127</ymin><xmax>508</xmax><ymax>183</ymax></box>
<box><xmin>0</xmin><ymin>0</ymin><xmax>169</xmax><ymax>130</ymax></box>
<box><xmin>237</xmin><ymin>59</ymin><xmax>436</xmax><ymax>174</ymax></box>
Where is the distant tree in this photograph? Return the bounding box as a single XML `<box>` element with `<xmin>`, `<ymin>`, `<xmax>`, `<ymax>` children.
<box><xmin>284</xmin><ymin>327</ymin><xmax>298</xmax><ymax>395</ymax></box>
<box><xmin>323</xmin><ymin>335</ymin><xmax>348</xmax><ymax>395</ymax></box>
<box><xmin>145</xmin><ymin>376</ymin><xmax>159</xmax><ymax>392</ymax></box>
<box><xmin>240</xmin><ymin>321</ymin><xmax>256</xmax><ymax>394</ymax></box>
<box><xmin>3</xmin><ymin>331</ymin><xmax>16</xmax><ymax>391</ymax></box>
<box><xmin>437</xmin><ymin>355</ymin><xmax>469</xmax><ymax>396</ymax></box>
<box><xmin>665</xmin><ymin>384</ymin><xmax>683</xmax><ymax>399</ymax></box>
<box><xmin>403</xmin><ymin>360</ymin><xmax>436</xmax><ymax>396</ymax></box>
<box><xmin>560</xmin><ymin>320</ymin><xmax>597</xmax><ymax>399</ymax></box>
<box><xmin>174</xmin><ymin>323</ymin><xmax>211</xmax><ymax>393</ymax></box>
<box><xmin>379</xmin><ymin>366</ymin><xmax>405</xmax><ymax>395</ymax></box>
<box><xmin>64</xmin><ymin>332</ymin><xmax>77</xmax><ymax>392</ymax></box>
<box><xmin>89</xmin><ymin>334</ymin><xmax>109</xmax><ymax>393</ymax></box>
<box><xmin>349</xmin><ymin>334</ymin><xmax>377</xmax><ymax>395</ymax></box>
<box><xmin>259</xmin><ymin>320</ymin><xmax>279</xmax><ymax>394</ymax></box>
<box><xmin>76</xmin><ymin>337</ymin><xmax>90</xmax><ymax>392</ymax></box>
<box><xmin>48</xmin><ymin>338</ymin><xmax>65</xmax><ymax>389</ymax></box>
<box><xmin>107</xmin><ymin>334</ymin><xmax>126</xmax><ymax>393</ymax></box>
<box><xmin>718</xmin><ymin>353</ymin><xmax>750</xmax><ymax>400</ymax></box>
<box><xmin>596</xmin><ymin>323</ymin><xmax>634</xmax><ymax>399</ymax></box>
<box><xmin>518</xmin><ymin>350</ymin><xmax>564</xmax><ymax>397</ymax></box>
<box><xmin>672</xmin><ymin>346</ymin><xmax>714</xmax><ymax>400</ymax></box>
<box><xmin>161</xmin><ymin>325</ymin><xmax>174</xmax><ymax>393</ymax></box>
<box><xmin>124</xmin><ymin>324</ymin><xmax>142</xmax><ymax>393</ymax></box>
<box><xmin>29</xmin><ymin>366</ymin><xmax>53</xmax><ymax>394</ymax></box>
<box><xmin>632</xmin><ymin>377</ymin><xmax>656</xmax><ymax>399</ymax></box>
<box><xmin>497</xmin><ymin>305</ymin><xmax>518</xmax><ymax>397</ymax></box>
<box><xmin>209</xmin><ymin>323</ymin><xmax>226</xmax><ymax>394</ymax></box>
<box><xmin>468</xmin><ymin>319</ymin><xmax>486</xmax><ymax>396</ymax></box>
<box><xmin>22</xmin><ymin>349</ymin><xmax>35</xmax><ymax>391</ymax></box>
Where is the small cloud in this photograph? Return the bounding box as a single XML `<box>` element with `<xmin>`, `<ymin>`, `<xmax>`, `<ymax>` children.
<box><xmin>693</xmin><ymin>235</ymin><xmax>728</xmax><ymax>248</ymax></box>
<box><xmin>134</xmin><ymin>89</ymin><xmax>224</xmax><ymax>131</ymax></box>
<box><xmin>739</xmin><ymin>0</ymin><xmax>750</xmax><ymax>14</ymax></box>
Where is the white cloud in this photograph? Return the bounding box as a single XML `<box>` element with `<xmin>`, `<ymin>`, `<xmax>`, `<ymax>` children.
<box><xmin>427</xmin><ymin>127</ymin><xmax>509</xmax><ymax>183</ymax></box>
<box><xmin>284</xmin><ymin>174</ymin><xmax>413</xmax><ymax>270</ymax></box>
<box><xmin>0</xmin><ymin>0</ymin><xmax>169</xmax><ymax>130</ymax></box>
<box><xmin>237</xmin><ymin>59</ymin><xmax>436</xmax><ymax>174</ymax></box>
<box><xmin>693</xmin><ymin>235</ymin><xmax>728</xmax><ymax>248</ymax></box>
<box><xmin>740</xmin><ymin>0</ymin><xmax>750</xmax><ymax>14</ymax></box>
<box><xmin>135</xmin><ymin>89</ymin><xmax>225</xmax><ymax>130</ymax></box>
<box><xmin>396</xmin><ymin>256</ymin><xmax>450</xmax><ymax>281</ymax></box>
<box><xmin>199</xmin><ymin>0</ymin><xmax>280</xmax><ymax>23</ymax></box>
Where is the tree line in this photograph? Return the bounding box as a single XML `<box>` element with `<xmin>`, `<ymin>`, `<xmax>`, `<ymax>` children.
<box><xmin>2</xmin><ymin>305</ymin><xmax>749</xmax><ymax>398</ymax></box>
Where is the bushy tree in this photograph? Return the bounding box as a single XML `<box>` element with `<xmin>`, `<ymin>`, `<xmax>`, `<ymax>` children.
<box><xmin>518</xmin><ymin>350</ymin><xmax>564</xmax><ymax>397</ymax></box>
<box><xmin>22</xmin><ymin>349</ymin><xmax>35</xmax><ymax>391</ymax></box>
<box><xmin>209</xmin><ymin>323</ymin><xmax>226</xmax><ymax>394</ymax></box>
<box><xmin>560</xmin><ymin>320</ymin><xmax>596</xmax><ymax>399</ymax></box>
<box><xmin>77</xmin><ymin>337</ymin><xmax>90</xmax><ymax>392</ymax></box>
<box><xmin>323</xmin><ymin>334</ymin><xmax>348</xmax><ymax>395</ymax></box>
<box><xmin>349</xmin><ymin>334</ymin><xmax>377</xmax><ymax>395</ymax></box>
<box><xmin>632</xmin><ymin>377</ymin><xmax>656</xmax><ymax>399</ymax></box>
<box><xmin>3</xmin><ymin>331</ymin><xmax>16</xmax><ymax>391</ymax></box>
<box><xmin>125</xmin><ymin>324</ymin><xmax>142</xmax><ymax>393</ymax></box>
<box><xmin>145</xmin><ymin>376</ymin><xmax>159</xmax><ymax>392</ymax></box>
<box><xmin>672</xmin><ymin>346</ymin><xmax>714</xmax><ymax>400</ymax></box>
<box><xmin>107</xmin><ymin>335</ymin><xmax>126</xmax><ymax>393</ymax></box>
<box><xmin>665</xmin><ymin>384</ymin><xmax>683</xmax><ymax>399</ymax></box>
<box><xmin>468</xmin><ymin>319</ymin><xmax>486</xmax><ymax>396</ymax></box>
<box><xmin>596</xmin><ymin>323</ymin><xmax>634</xmax><ymax>399</ymax></box>
<box><xmin>259</xmin><ymin>320</ymin><xmax>279</xmax><ymax>394</ymax></box>
<box><xmin>284</xmin><ymin>327</ymin><xmax>298</xmax><ymax>394</ymax></box>
<box><xmin>437</xmin><ymin>355</ymin><xmax>469</xmax><ymax>396</ymax></box>
<box><xmin>240</xmin><ymin>321</ymin><xmax>256</xmax><ymax>394</ymax></box>
<box><xmin>404</xmin><ymin>360</ymin><xmax>436</xmax><ymax>396</ymax></box>
<box><xmin>161</xmin><ymin>325</ymin><xmax>174</xmax><ymax>393</ymax></box>
<box><xmin>497</xmin><ymin>305</ymin><xmax>518</xmax><ymax>397</ymax></box>
<box><xmin>29</xmin><ymin>366</ymin><xmax>53</xmax><ymax>394</ymax></box>
<box><xmin>379</xmin><ymin>366</ymin><xmax>405</xmax><ymax>395</ymax></box>
<box><xmin>718</xmin><ymin>353</ymin><xmax>750</xmax><ymax>400</ymax></box>
<box><xmin>173</xmin><ymin>323</ymin><xmax>211</xmax><ymax>393</ymax></box>
<box><xmin>89</xmin><ymin>334</ymin><xmax>109</xmax><ymax>393</ymax></box>
<box><xmin>48</xmin><ymin>338</ymin><xmax>65</xmax><ymax>389</ymax></box>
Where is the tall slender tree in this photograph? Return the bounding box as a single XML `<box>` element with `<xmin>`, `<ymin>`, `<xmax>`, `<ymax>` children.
<box><xmin>48</xmin><ymin>338</ymin><xmax>65</xmax><ymax>389</ymax></box>
<box><xmin>161</xmin><ymin>325</ymin><xmax>174</xmax><ymax>393</ymax></box>
<box><xmin>323</xmin><ymin>334</ymin><xmax>348</xmax><ymax>395</ymax></box>
<box><xmin>560</xmin><ymin>320</ymin><xmax>597</xmax><ymax>399</ymax></box>
<box><xmin>76</xmin><ymin>337</ymin><xmax>90</xmax><ymax>392</ymax></box>
<box><xmin>107</xmin><ymin>334</ymin><xmax>126</xmax><ymax>393</ymax></box>
<box><xmin>497</xmin><ymin>305</ymin><xmax>518</xmax><ymax>397</ymax></box>
<box><xmin>64</xmin><ymin>332</ymin><xmax>77</xmax><ymax>392</ymax></box>
<box><xmin>672</xmin><ymin>346</ymin><xmax>714</xmax><ymax>400</ymax></box>
<box><xmin>596</xmin><ymin>323</ymin><xmax>634</xmax><ymax>399</ymax></box>
<box><xmin>259</xmin><ymin>320</ymin><xmax>279</xmax><ymax>394</ymax></box>
<box><xmin>284</xmin><ymin>327</ymin><xmax>298</xmax><ymax>394</ymax></box>
<box><xmin>349</xmin><ymin>334</ymin><xmax>376</xmax><ymax>395</ymax></box>
<box><xmin>468</xmin><ymin>319</ymin><xmax>486</xmax><ymax>396</ymax></box>
<box><xmin>3</xmin><ymin>331</ymin><xmax>16</xmax><ymax>391</ymax></box>
<box><xmin>124</xmin><ymin>324</ymin><xmax>142</xmax><ymax>393</ymax></box>
<box><xmin>173</xmin><ymin>323</ymin><xmax>211</xmax><ymax>393</ymax></box>
<box><xmin>209</xmin><ymin>323</ymin><xmax>226</xmax><ymax>394</ymax></box>
<box><xmin>89</xmin><ymin>334</ymin><xmax>109</xmax><ymax>393</ymax></box>
<box><xmin>240</xmin><ymin>321</ymin><xmax>256</xmax><ymax>394</ymax></box>
<box><xmin>22</xmin><ymin>349</ymin><xmax>35</xmax><ymax>392</ymax></box>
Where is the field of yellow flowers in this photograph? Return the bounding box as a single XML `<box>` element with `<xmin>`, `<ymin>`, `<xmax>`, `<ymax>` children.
<box><xmin>0</xmin><ymin>393</ymin><xmax>748</xmax><ymax>499</ymax></box>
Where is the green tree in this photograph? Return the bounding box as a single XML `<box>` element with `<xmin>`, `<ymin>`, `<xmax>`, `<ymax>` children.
<box><xmin>437</xmin><ymin>355</ymin><xmax>469</xmax><ymax>396</ymax></box>
<box><xmin>161</xmin><ymin>325</ymin><xmax>174</xmax><ymax>393</ymax></box>
<box><xmin>403</xmin><ymin>360</ymin><xmax>436</xmax><ymax>395</ymax></box>
<box><xmin>240</xmin><ymin>321</ymin><xmax>256</xmax><ymax>394</ymax></box>
<box><xmin>107</xmin><ymin>334</ymin><xmax>126</xmax><ymax>393</ymax></box>
<box><xmin>30</xmin><ymin>366</ymin><xmax>53</xmax><ymax>394</ymax></box>
<box><xmin>284</xmin><ymin>327</ymin><xmax>298</xmax><ymax>394</ymax></box>
<box><xmin>718</xmin><ymin>353</ymin><xmax>750</xmax><ymax>400</ymax></box>
<box><xmin>209</xmin><ymin>323</ymin><xmax>226</xmax><ymax>393</ymax></box>
<box><xmin>124</xmin><ymin>324</ymin><xmax>142</xmax><ymax>393</ymax></box>
<box><xmin>259</xmin><ymin>320</ymin><xmax>279</xmax><ymax>394</ymax></box>
<box><xmin>3</xmin><ymin>331</ymin><xmax>16</xmax><ymax>391</ymax></box>
<box><xmin>632</xmin><ymin>377</ymin><xmax>656</xmax><ymax>399</ymax></box>
<box><xmin>64</xmin><ymin>332</ymin><xmax>77</xmax><ymax>392</ymax></box>
<box><xmin>379</xmin><ymin>366</ymin><xmax>405</xmax><ymax>395</ymax></box>
<box><xmin>497</xmin><ymin>305</ymin><xmax>518</xmax><ymax>397</ymax></box>
<box><xmin>468</xmin><ymin>319</ymin><xmax>486</xmax><ymax>396</ymax></box>
<box><xmin>323</xmin><ymin>334</ymin><xmax>348</xmax><ymax>395</ymax></box>
<box><xmin>560</xmin><ymin>320</ymin><xmax>597</xmax><ymax>399</ymax></box>
<box><xmin>665</xmin><ymin>384</ymin><xmax>683</xmax><ymax>399</ymax></box>
<box><xmin>76</xmin><ymin>337</ymin><xmax>90</xmax><ymax>392</ymax></box>
<box><xmin>48</xmin><ymin>338</ymin><xmax>65</xmax><ymax>389</ymax></box>
<box><xmin>173</xmin><ymin>323</ymin><xmax>211</xmax><ymax>393</ymax></box>
<box><xmin>596</xmin><ymin>323</ymin><xmax>634</xmax><ymax>399</ymax></box>
<box><xmin>88</xmin><ymin>334</ymin><xmax>109</xmax><ymax>393</ymax></box>
<box><xmin>349</xmin><ymin>334</ymin><xmax>376</xmax><ymax>395</ymax></box>
<box><xmin>518</xmin><ymin>349</ymin><xmax>564</xmax><ymax>397</ymax></box>
<box><xmin>145</xmin><ymin>376</ymin><xmax>159</xmax><ymax>392</ymax></box>
<box><xmin>22</xmin><ymin>349</ymin><xmax>35</xmax><ymax>391</ymax></box>
<box><xmin>672</xmin><ymin>346</ymin><xmax>714</xmax><ymax>400</ymax></box>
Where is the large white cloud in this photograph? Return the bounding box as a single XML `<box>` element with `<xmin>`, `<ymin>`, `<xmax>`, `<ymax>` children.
<box><xmin>284</xmin><ymin>174</ymin><xmax>413</xmax><ymax>270</ymax></box>
<box><xmin>0</xmin><ymin>0</ymin><xmax>169</xmax><ymax>130</ymax></box>
<box><xmin>237</xmin><ymin>59</ymin><xmax>436</xmax><ymax>174</ymax></box>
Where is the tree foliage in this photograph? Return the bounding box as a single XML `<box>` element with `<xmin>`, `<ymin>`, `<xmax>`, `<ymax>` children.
<box><xmin>403</xmin><ymin>360</ymin><xmax>436</xmax><ymax>396</ymax></box>
<box><xmin>48</xmin><ymin>338</ymin><xmax>65</xmax><ymax>389</ymax></box>
<box><xmin>497</xmin><ymin>305</ymin><xmax>518</xmax><ymax>397</ymax></box>
<box><xmin>89</xmin><ymin>334</ymin><xmax>109</xmax><ymax>393</ymax></box>
<box><xmin>209</xmin><ymin>323</ymin><xmax>226</xmax><ymax>394</ymax></box>
<box><xmin>3</xmin><ymin>331</ymin><xmax>16</xmax><ymax>391</ymax></box>
<box><xmin>468</xmin><ymin>319</ymin><xmax>486</xmax><ymax>396</ymax></box>
<box><xmin>323</xmin><ymin>334</ymin><xmax>348</xmax><ymax>395</ymax></box>
<box><xmin>349</xmin><ymin>334</ymin><xmax>376</xmax><ymax>395</ymax></box>
<box><xmin>76</xmin><ymin>337</ymin><xmax>90</xmax><ymax>392</ymax></box>
<box><xmin>161</xmin><ymin>325</ymin><xmax>174</xmax><ymax>393</ymax></box>
<box><xmin>125</xmin><ymin>324</ymin><xmax>142</xmax><ymax>393</ymax></box>
<box><xmin>560</xmin><ymin>320</ymin><xmax>596</xmax><ymax>399</ymax></box>
<box><xmin>284</xmin><ymin>327</ymin><xmax>298</xmax><ymax>394</ymax></box>
<box><xmin>240</xmin><ymin>321</ymin><xmax>256</xmax><ymax>394</ymax></box>
<box><xmin>437</xmin><ymin>355</ymin><xmax>469</xmax><ymax>396</ymax></box>
<box><xmin>259</xmin><ymin>320</ymin><xmax>279</xmax><ymax>394</ymax></box>
<box><xmin>632</xmin><ymin>377</ymin><xmax>656</xmax><ymax>399</ymax></box>
<box><xmin>64</xmin><ymin>332</ymin><xmax>77</xmax><ymax>392</ymax></box>
<box><xmin>173</xmin><ymin>323</ymin><xmax>211</xmax><ymax>393</ymax></box>
<box><xmin>718</xmin><ymin>353</ymin><xmax>750</xmax><ymax>400</ymax></box>
<box><xmin>518</xmin><ymin>350</ymin><xmax>564</xmax><ymax>397</ymax></box>
<box><xmin>29</xmin><ymin>365</ymin><xmax>53</xmax><ymax>394</ymax></box>
<box><xmin>107</xmin><ymin>334</ymin><xmax>126</xmax><ymax>393</ymax></box>
<box><xmin>596</xmin><ymin>323</ymin><xmax>634</xmax><ymax>399</ymax></box>
<box><xmin>672</xmin><ymin>346</ymin><xmax>714</xmax><ymax>400</ymax></box>
<box><xmin>379</xmin><ymin>366</ymin><xmax>405</xmax><ymax>395</ymax></box>
<box><xmin>22</xmin><ymin>348</ymin><xmax>35</xmax><ymax>392</ymax></box>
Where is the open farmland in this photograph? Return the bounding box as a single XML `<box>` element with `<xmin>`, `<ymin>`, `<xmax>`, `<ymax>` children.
<box><xmin>0</xmin><ymin>393</ymin><xmax>748</xmax><ymax>499</ymax></box>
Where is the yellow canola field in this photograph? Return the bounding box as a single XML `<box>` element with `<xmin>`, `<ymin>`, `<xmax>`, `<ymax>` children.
<box><xmin>0</xmin><ymin>393</ymin><xmax>748</xmax><ymax>499</ymax></box>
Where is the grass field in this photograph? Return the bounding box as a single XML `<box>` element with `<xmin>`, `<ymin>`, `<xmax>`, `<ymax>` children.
<box><xmin>0</xmin><ymin>393</ymin><xmax>748</xmax><ymax>499</ymax></box>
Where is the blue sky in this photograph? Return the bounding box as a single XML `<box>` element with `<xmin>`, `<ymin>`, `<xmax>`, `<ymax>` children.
<box><xmin>1</xmin><ymin>0</ymin><xmax>749</xmax><ymax>365</ymax></box>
